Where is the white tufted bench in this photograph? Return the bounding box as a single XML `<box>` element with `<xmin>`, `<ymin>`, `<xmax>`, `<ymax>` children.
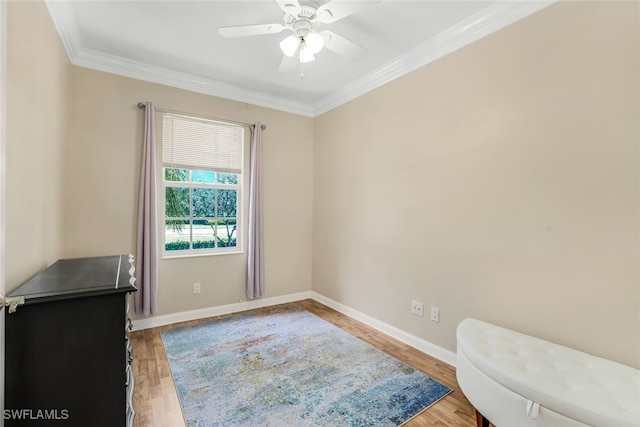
<box><xmin>456</xmin><ymin>318</ymin><xmax>640</xmax><ymax>427</ymax></box>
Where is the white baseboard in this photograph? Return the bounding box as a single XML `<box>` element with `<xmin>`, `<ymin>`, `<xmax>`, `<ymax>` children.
<box><xmin>131</xmin><ymin>291</ymin><xmax>313</xmax><ymax>331</ymax></box>
<box><xmin>310</xmin><ymin>292</ymin><xmax>457</xmax><ymax>367</ymax></box>
<box><xmin>131</xmin><ymin>290</ymin><xmax>456</xmax><ymax>367</ymax></box>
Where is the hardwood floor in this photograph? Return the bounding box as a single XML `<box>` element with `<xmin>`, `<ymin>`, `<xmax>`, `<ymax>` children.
<box><xmin>130</xmin><ymin>299</ymin><xmax>479</xmax><ymax>427</ymax></box>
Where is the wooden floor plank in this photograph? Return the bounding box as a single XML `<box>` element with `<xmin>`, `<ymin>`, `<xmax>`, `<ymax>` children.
<box><xmin>131</xmin><ymin>299</ymin><xmax>481</xmax><ymax>427</ymax></box>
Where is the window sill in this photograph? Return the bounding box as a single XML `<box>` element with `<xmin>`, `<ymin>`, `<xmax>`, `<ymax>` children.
<box><xmin>162</xmin><ymin>250</ymin><xmax>243</xmax><ymax>260</ymax></box>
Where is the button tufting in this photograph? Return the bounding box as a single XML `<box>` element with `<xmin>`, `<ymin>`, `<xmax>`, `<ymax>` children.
<box><xmin>457</xmin><ymin>318</ymin><xmax>640</xmax><ymax>427</ymax></box>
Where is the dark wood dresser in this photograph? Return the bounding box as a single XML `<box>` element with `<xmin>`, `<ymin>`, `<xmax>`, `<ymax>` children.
<box><xmin>4</xmin><ymin>254</ymin><xmax>137</xmax><ymax>426</ymax></box>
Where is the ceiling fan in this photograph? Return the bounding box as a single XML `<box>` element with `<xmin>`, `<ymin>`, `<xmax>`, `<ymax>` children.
<box><xmin>218</xmin><ymin>0</ymin><xmax>380</xmax><ymax>73</ymax></box>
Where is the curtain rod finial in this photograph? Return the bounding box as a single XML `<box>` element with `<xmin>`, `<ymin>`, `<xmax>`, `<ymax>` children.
<box><xmin>137</xmin><ymin>102</ymin><xmax>146</xmax><ymax>109</ymax></box>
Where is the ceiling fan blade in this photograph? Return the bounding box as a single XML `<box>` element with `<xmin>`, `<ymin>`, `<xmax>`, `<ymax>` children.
<box><xmin>218</xmin><ymin>23</ymin><xmax>285</xmax><ymax>38</ymax></box>
<box><xmin>279</xmin><ymin>54</ymin><xmax>299</xmax><ymax>73</ymax></box>
<box><xmin>274</xmin><ymin>0</ymin><xmax>301</xmax><ymax>15</ymax></box>
<box><xmin>316</xmin><ymin>0</ymin><xmax>381</xmax><ymax>24</ymax></box>
<box><xmin>320</xmin><ymin>30</ymin><xmax>367</xmax><ymax>61</ymax></box>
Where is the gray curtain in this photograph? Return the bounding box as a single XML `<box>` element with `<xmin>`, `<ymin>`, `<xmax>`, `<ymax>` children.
<box><xmin>135</xmin><ymin>101</ymin><xmax>158</xmax><ymax>314</ymax></box>
<box><xmin>247</xmin><ymin>123</ymin><xmax>264</xmax><ymax>299</ymax></box>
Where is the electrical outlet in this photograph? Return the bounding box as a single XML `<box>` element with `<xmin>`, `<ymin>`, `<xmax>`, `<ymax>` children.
<box><xmin>193</xmin><ymin>282</ymin><xmax>201</xmax><ymax>294</ymax></box>
<box><xmin>411</xmin><ymin>301</ymin><xmax>424</xmax><ymax>316</ymax></box>
<box><xmin>431</xmin><ymin>307</ymin><xmax>440</xmax><ymax>322</ymax></box>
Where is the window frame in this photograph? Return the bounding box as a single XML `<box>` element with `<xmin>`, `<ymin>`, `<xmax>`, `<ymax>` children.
<box><xmin>159</xmin><ymin>113</ymin><xmax>245</xmax><ymax>259</ymax></box>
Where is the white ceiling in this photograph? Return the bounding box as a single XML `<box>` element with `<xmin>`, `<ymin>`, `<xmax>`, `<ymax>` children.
<box><xmin>45</xmin><ymin>0</ymin><xmax>553</xmax><ymax>117</ymax></box>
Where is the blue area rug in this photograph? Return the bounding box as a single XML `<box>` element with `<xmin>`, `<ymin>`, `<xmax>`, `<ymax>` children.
<box><xmin>161</xmin><ymin>304</ymin><xmax>452</xmax><ymax>427</ymax></box>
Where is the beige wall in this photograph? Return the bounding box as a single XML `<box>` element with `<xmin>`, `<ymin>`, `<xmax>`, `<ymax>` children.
<box><xmin>65</xmin><ymin>67</ymin><xmax>314</xmax><ymax>318</ymax></box>
<box><xmin>6</xmin><ymin>1</ymin><xmax>314</xmax><ymax>315</ymax></box>
<box><xmin>5</xmin><ymin>1</ymin><xmax>70</xmax><ymax>291</ymax></box>
<box><xmin>313</xmin><ymin>1</ymin><xmax>639</xmax><ymax>368</ymax></box>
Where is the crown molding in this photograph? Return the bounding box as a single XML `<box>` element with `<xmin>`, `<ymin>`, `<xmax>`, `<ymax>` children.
<box><xmin>45</xmin><ymin>0</ymin><xmax>82</xmax><ymax>60</ymax></box>
<box><xmin>311</xmin><ymin>0</ymin><xmax>556</xmax><ymax>116</ymax></box>
<box><xmin>44</xmin><ymin>0</ymin><xmax>315</xmax><ymax>117</ymax></box>
<box><xmin>73</xmin><ymin>48</ymin><xmax>315</xmax><ymax>117</ymax></box>
<box><xmin>45</xmin><ymin>0</ymin><xmax>555</xmax><ymax>118</ymax></box>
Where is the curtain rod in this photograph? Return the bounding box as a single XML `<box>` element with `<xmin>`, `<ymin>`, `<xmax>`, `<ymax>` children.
<box><xmin>137</xmin><ymin>102</ymin><xmax>266</xmax><ymax>130</ymax></box>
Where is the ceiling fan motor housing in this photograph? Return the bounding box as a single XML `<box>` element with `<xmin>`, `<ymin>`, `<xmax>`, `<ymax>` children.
<box><xmin>293</xmin><ymin>20</ymin><xmax>312</xmax><ymax>36</ymax></box>
<box><xmin>284</xmin><ymin>5</ymin><xmax>317</xmax><ymax>23</ymax></box>
<box><xmin>284</xmin><ymin>5</ymin><xmax>325</xmax><ymax>37</ymax></box>
<box><xmin>218</xmin><ymin>0</ymin><xmax>371</xmax><ymax>71</ymax></box>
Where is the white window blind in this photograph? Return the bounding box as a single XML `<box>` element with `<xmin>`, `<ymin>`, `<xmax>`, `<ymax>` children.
<box><xmin>162</xmin><ymin>113</ymin><xmax>244</xmax><ymax>174</ymax></box>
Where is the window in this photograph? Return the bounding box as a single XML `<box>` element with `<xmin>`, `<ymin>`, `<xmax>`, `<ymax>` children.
<box><xmin>162</xmin><ymin>113</ymin><xmax>244</xmax><ymax>256</ymax></box>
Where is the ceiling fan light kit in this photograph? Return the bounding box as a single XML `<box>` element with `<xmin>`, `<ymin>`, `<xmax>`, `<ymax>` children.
<box><xmin>299</xmin><ymin>44</ymin><xmax>315</xmax><ymax>64</ymax></box>
<box><xmin>218</xmin><ymin>0</ymin><xmax>379</xmax><ymax>72</ymax></box>
<box><xmin>279</xmin><ymin>29</ymin><xmax>324</xmax><ymax>59</ymax></box>
<box><xmin>302</xmin><ymin>32</ymin><xmax>324</xmax><ymax>54</ymax></box>
<box><xmin>280</xmin><ymin>35</ymin><xmax>299</xmax><ymax>57</ymax></box>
